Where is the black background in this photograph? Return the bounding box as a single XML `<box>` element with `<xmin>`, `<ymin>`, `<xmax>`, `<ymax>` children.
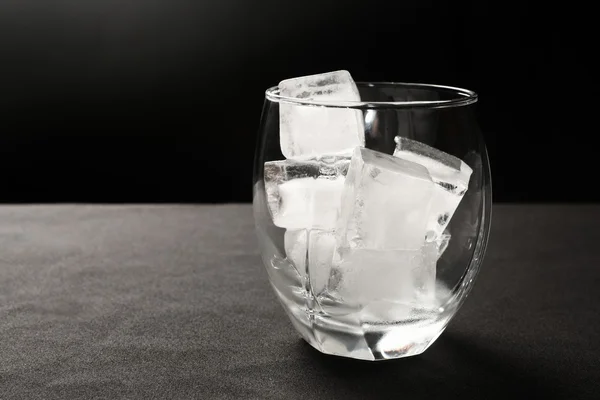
<box><xmin>0</xmin><ymin>1</ymin><xmax>593</xmax><ymax>203</ymax></box>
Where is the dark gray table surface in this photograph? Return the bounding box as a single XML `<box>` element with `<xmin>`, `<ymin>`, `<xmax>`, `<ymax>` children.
<box><xmin>0</xmin><ymin>204</ymin><xmax>598</xmax><ymax>399</ymax></box>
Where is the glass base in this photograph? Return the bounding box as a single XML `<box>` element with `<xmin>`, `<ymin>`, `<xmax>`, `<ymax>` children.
<box><xmin>273</xmin><ymin>283</ymin><xmax>450</xmax><ymax>361</ymax></box>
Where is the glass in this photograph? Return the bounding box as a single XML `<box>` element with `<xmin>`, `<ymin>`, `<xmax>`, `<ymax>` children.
<box><xmin>252</xmin><ymin>82</ymin><xmax>492</xmax><ymax>361</ymax></box>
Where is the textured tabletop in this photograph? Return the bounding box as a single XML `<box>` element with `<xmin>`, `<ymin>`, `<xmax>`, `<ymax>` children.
<box><xmin>0</xmin><ymin>204</ymin><xmax>598</xmax><ymax>399</ymax></box>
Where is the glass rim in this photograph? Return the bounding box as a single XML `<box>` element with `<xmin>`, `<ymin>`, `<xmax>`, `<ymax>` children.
<box><xmin>265</xmin><ymin>82</ymin><xmax>478</xmax><ymax>110</ymax></box>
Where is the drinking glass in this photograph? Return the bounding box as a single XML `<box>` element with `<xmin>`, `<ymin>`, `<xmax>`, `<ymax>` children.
<box><xmin>253</xmin><ymin>82</ymin><xmax>492</xmax><ymax>361</ymax></box>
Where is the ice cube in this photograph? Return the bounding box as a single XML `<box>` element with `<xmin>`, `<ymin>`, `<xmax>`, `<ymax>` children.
<box><xmin>415</xmin><ymin>242</ymin><xmax>438</xmax><ymax>303</ymax></box>
<box><xmin>436</xmin><ymin>231</ymin><xmax>451</xmax><ymax>259</ymax></box>
<box><xmin>278</xmin><ymin>70</ymin><xmax>365</xmax><ymax>160</ymax></box>
<box><xmin>284</xmin><ymin>229</ymin><xmax>307</xmax><ymax>277</ymax></box>
<box><xmin>264</xmin><ymin>159</ymin><xmax>349</xmax><ymax>230</ymax></box>
<box><xmin>308</xmin><ymin>230</ymin><xmax>336</xmax><ymax>296</ymax></box>
<box><xmin>329</xmin><ymin>244</ymin><xmax>437</xmax><ymax>311</ymax></box>
<box><xmin>336</xmin><ymin>147</ymin><xmax>435</xmax><ymax>251</ymax></box>
<box><xmin>393</xmin><ymin>137</ymin><xmax>473</xmax><ymax>238</ymax></box>
<box><xmin>285</xmin><ymin>229</ymin><xmax>336</xmax><ymax>296</ymax></box>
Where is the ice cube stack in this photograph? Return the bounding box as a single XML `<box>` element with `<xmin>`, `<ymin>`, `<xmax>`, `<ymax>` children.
<box><xmin>264</xmin><ymin>70</ymin><xmax>472</xmax><ymax>310</ymax></box>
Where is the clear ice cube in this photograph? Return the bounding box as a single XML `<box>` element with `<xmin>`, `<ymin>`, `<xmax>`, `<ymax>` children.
<box><xmin>308</xmin><ymin>230</ymin><xmax>336</xmax><ymax>296</ymax></box>
<box><xmin>285</xmin><ymin>229</ymin><xmax>336</xmax><ymax>296</ymax></box>
<box><xmin>393</xmin><ymin>137</ymin><xmax>473</xmax><ymax>238</ymax></box>
<box><xmin>284</xmin><ymin>229</ymin><xmax>307</xmax><ymax>277</ymax></box>
<box><xmin>264</xmin><ymin>159</ymin><xmax>349</xmax><ymax>230</ymax></box>
<box><xmin>336</xmin><ymin>147</ymin><xmax>435</xmax><ymax>251</ymax></box>
<box><xmin>278</xmin><ymin>70</ymin><xmax>365</xmax><ymax>160</ymax></box>
<box><xmin>329</xmin><ymin>243</ymin><xmax>437</xmax><ymax>314</ymax></box>
<box><xmin>436</xmin><ymin>231</ymin><xmax>451</xmax><ymax>259</ymax></box>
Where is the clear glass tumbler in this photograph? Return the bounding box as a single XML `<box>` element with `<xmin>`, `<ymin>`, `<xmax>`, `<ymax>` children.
<box><xmin>253</xmin><ymin>82</ymin><xmax>492</xmax><ymax>361</ymax></box>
